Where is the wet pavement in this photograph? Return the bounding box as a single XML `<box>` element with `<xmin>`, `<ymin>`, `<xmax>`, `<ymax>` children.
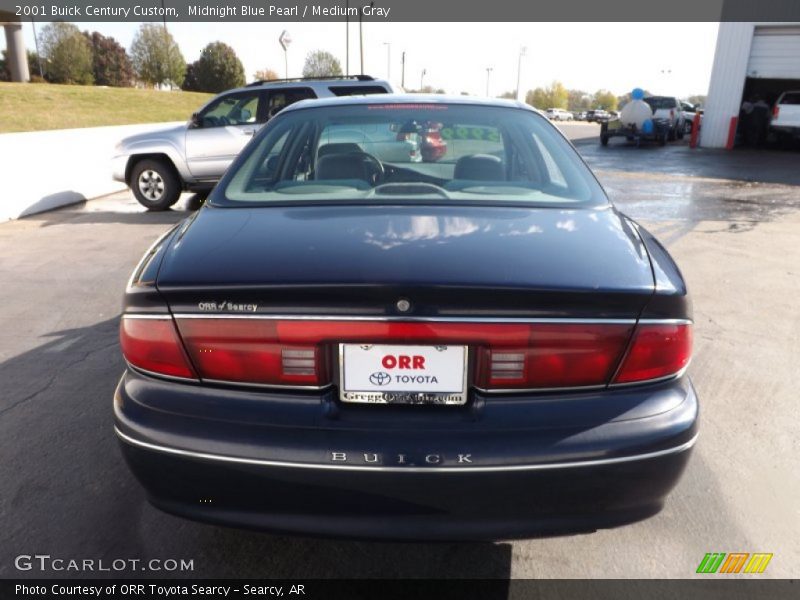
<box><xmin>573</xmin><ymin>139</ymin><xmax>800</xmax><ymax>226</ymax></box>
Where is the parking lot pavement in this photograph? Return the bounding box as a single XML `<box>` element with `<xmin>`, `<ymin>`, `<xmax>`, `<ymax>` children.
<box><xmin>553</xmin><ymin>120</ymin><xmax>600</xmax><ymax>142</ymax></box>
<box><xmin>1</xmin><ymin>147</ymin><xmax>798</xmax><ymax>578</ymax></box>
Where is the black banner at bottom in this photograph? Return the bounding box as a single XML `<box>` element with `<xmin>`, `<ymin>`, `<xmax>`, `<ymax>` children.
<box><xmin>1</xmin><ymin>579</ymin><xmax>797</xmax><ymax>600</ymax></box>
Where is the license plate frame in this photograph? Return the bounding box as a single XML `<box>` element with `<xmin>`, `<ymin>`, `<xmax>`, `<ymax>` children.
<box><xmin>338</xmin><ymin>343</ymin><xmax>469</xmax><ymax>405</ymax></box>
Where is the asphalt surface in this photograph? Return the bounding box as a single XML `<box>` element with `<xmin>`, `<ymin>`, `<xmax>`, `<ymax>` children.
<box><xmin>1</xmin><ymin>130</ymin><xmax>798</xmax><ymax>580</ymax></box>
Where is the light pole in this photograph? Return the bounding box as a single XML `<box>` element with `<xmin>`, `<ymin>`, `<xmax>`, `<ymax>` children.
<box><xmin>345</xmin><ymin>0</ymin><xmax>349</xmax><ymax>76</ymax></box>
<box><xmin>515</xmin><ymin>46</ymin><xmax>527</xmax><ymax>101</ymax></box>
<box><xmin>420</xmin><ymin>68</ymin><xmax>426</xmax><ymax>90</ymax></box>
<box><xmin>485</xmin><ymin>67</ymin><xmax>493</xmax><ymax>97</ymax></box>
<box><xmin>30</xmin><ymin>18</ymin><xmax>44</xmax><ymax>79</ymax></box>
<box><xmin>401</xmin><ymin>51</ymin><xmax>406</xmax><ymax>88</ymax></box>
<box><xmin>383</xmin><ymin>42</ymin><xmax>391</xmax><ymax>80</ymax></box>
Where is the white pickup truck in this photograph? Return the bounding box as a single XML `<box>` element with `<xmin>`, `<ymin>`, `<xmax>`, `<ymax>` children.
<box><xmin>770</xmin><ymin>91</ymin><xmax>800</xmax><ymax>143</ymax></box>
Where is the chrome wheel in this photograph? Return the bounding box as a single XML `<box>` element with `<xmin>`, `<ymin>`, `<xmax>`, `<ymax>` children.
<box><xmin>137</xmin><ymin>170</ymin><xmax>165</xmax><ymax>202</ymax></box>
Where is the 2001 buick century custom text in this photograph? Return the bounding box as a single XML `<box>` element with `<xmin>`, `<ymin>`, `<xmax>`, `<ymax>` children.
<box><xmin>115</xmin><ymin>95</ymin><xmax>698</xmax><ymax>540</ymax></box>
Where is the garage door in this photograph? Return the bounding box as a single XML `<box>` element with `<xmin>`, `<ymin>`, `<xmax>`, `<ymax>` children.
<box><xmin>747</xmin><ymin>26</ymin><xmax>800</xmax><ymax>79</ymax></box>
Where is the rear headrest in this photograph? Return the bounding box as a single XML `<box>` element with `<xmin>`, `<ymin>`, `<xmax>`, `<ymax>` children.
<box><xmin>316</xmin><ymin>152</ymin><xmax>374</xmax><ymax>182</ymax></box>
<box><xmin>318</xmin><ymin>143</ymin><xmax>362</xmax><ymax>157</ymax></box>
<box><xmin>453</xmin><ymin>154</ymin><xmax>505</xmax><ymax>181</ymax></box>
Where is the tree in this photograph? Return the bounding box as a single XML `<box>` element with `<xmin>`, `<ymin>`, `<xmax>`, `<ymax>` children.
<box><xmin>1</xmin><ymin>50</ymin><xmax>44</xmax><ymax>82</ymax></box>
<box><xmin>408</xmin><ymin>85</ymin><xmax>446</xmax><ymax>94</ymax></box>
<box><xmin>84</xmin><ymin>31</ymin><xmax>133</xmax><ymax>87</ymax></box>
<box><xmin>253</xmin><ymin>68</ymin><xmax>279</xmax><ymax>81</ymax></box>
<box><xmin>498</xmin><ymin>90</ymin><xmax>517</xmax><ymax>100</ymax></box>
<box><xmin>617</xmin><ymin>89</ymin><xmax>651</xmax><ymax>107</ymax></box>
<box><xmin>593</xmin><ymin>89</ymin><xmax>618</xmax><ymax>110</ymax></box>
<box><xmin>182</xmin><ymin>62</ymin><xmax>201</xmax><ymax>92</ymax></box>
<box><xmin>302</xmin><ymin>50</ymin><xmax>342</xmax><ymax>78</ymax></box>
<box><xmin>130</xmin><ymin>23</ymin><xmax>186</xmax><ymax>88</ymax></box>
<box><xmin>687</xmin><ymin>94</ymin><xmax>706</xmax><ymax>107</ymax></box>
<box><xmin>38</xmin><ymin>22</ymin><xmax>94</xmax><ymax>85</ymax></box>
<box><xmin>567</xmin><ymin>89</ymin><xmax>592</xmax><ymax>112</ymax></box>
<box><xmin>185</xmin><ymin>42</ymin><xmax>245</xmax><ymax>93</ymax></box>
<box><xmin>524</xmin><ymin>81</ymin><xmax>568</xmax><ymax>109</ymax></box>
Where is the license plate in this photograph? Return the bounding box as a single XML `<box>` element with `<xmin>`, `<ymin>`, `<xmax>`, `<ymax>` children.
<box><xmin>339</xmin><ymin>344</ymin><xmax>468</xmax><ymax>405</ymax></box>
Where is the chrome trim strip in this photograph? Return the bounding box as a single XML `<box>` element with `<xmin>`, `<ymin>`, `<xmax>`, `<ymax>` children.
<box><xmin>121</xmin><ymin>314</ymin><xmax>172</xmax><ymax>320</ymax></box>
<box><xmin>201</xmin><ymin>377</ymin><xmax>332</xmax><ymax>392</ymax></box>
<box><xmin>607</xmin><ymin>363</ymin><xmax>691</xmax><ymax>389</ymax></box>
<box><xmin>475</xmin><ymin>383</ymin><xmax>608</xmax><ymax>394</ymax></box>
<box><xmin>126</xmin><ymin>362</ymin><xmax>200</xmax><ymax>384</ymax></box>
<box><xmin>114</xmin><ymin>428</ymin><xmax>698</xmax><ymax>473</ymax></box>
<box><xmin>171</xmin><ymin>314</ymin><xmax>638</xmax><ymax>324</ymax></box>
<box><xmin>638</xmin><ymin>318</ymin><xmax>693</xmax><ymax>325</ymax></box>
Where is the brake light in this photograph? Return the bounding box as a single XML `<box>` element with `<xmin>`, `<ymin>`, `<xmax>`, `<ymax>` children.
<box><xmin>136</xmin><ymin>318</ymin><xmax>690</xmax><ymax>391</ymax></box>
<box><xmin>176</xmin><ymin>319</ymin><xmax>327</xmax><ymax>386</ymax></box>
<box><xmin>120</xmin><ymin>317</ymin><xmax>197</xmax><ymax>379</ymax></box>
<box><xmin>476</xmin><ymin>324</ymin><xmax>633</xmax><ymax>389</ymax></box>
<box><xmin>613</xmin><ymin>323</ymin><xmax>692</xmax><ymax>384</ymax></box>
<box><xmin>773</xmin><ymin>105</ymin><xmax>780</xmax><ymax>119</ymax></box>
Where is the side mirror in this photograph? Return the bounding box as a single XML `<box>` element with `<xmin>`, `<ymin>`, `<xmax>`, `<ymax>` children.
<box><xmin>190</xmin><ymin>113</ymin><xmax>202</xmax><ymax>128</ymax></box>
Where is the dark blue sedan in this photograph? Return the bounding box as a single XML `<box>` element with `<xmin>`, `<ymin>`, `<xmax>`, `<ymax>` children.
<box><xmin>115</xmin><ymin>96</ymin><xmax>697</xmax><ymax>540</ymax></box>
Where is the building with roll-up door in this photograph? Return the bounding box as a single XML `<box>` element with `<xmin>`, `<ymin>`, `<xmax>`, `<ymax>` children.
<box><xmin>702</xmin><ymin>22</ymin><xmax>800</xmax><ymax>148</ymax></box>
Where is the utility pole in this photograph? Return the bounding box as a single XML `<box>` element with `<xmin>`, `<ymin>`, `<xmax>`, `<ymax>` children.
<box><xmin>30</xmin><ymin>18</ymin><xmax>44</xmax><ymax>79</ymax></box>
<box><xmin>515</xmin><ymin>47</ymin><xmax>527</xmax><ymax>101</ymax></box>
<box><xmin>161</xmin><ymin>0</ymin><xmax>171</xmax><ymax>88</ymax></box>
<box><xmin>420</xmin><ymin>68</ymin><xmax>426</xmax><ymax>90</ymax></box>
<box><xmin>485</xmin><ymin>67</ymin><xmax>493</xmax><ymax>97</ymax></box>
<box><xmin>359</xmin><ymin>2</ymin><xmax>373</xmax><ymax>75</ymax></box>
<box><xmin>401</xmin><ymin>51</ymin><xmax>405</xmax><ymax>88</ymax></box>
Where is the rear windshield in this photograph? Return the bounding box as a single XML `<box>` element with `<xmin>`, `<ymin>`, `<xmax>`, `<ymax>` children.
<box><xmin>644</xmin><ymin>97</ymin><xmax>675</xmax><ymax>110</ymax></box>
<box><xmin>778</xmin><ymin>92</ymin><xmax>800</xmax><ymax>105</ymax></box>
<box><xmin>219</xmin><ymin>103</ymin><xmax>606</xmax><ymax>207</ymax></box>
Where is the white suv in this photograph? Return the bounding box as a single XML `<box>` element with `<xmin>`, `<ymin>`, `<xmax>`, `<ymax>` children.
<box><xmin>770</xmin><ymin>91</ymin><xmax>800</xmax><ymax>144</ymax></box>
<box><xmin>545</xmin><ymin>108</ymin><xmax>574</xmax><ymax>121</ymax></box>
<box><xmin>113</xmin><ymin>76</ymin><xmax>394</xmax><ymax>210</ymax></box>
<box><xmin>643</xmin><ymin>96</ymin><xmax>686</xmax><ymax>141</ymax></box>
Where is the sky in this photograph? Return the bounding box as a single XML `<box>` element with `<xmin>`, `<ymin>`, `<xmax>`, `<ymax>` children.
<box><xmin>7</xmin><ymin>21</ymin><xmax>719</xmax><ymax>98</ymax></box>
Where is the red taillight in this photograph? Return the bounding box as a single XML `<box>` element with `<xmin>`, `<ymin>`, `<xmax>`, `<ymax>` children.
<box><xmin>476</xmin><ymin>324</ymin><xmax>634</xmax><ymax>389</ymax></box>
<box><xmin>613</xmin><ymin>323</ymin><xmax>692</xmax><ymax>384</ymax></box>
<box><xmin>120</xmin><ymin>317</ymin><xmax>197</xmax><ymax>379</ymax></box>
<box><xmin>130</xmin><ymin>317</ymin><xmax>691</xmax><ymax>391</ymax></box>
<box><xmin>175</xmin><ymin>319</ymin><xmax>329</xmax><ymax>387</ymax></box>
<box><xmin>773</xmin><ymin>105</ymin><xmax>780</xmax><ymax>119</ymax></box>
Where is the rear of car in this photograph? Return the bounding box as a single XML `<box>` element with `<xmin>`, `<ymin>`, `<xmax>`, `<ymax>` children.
<box><xmin>115</xmin><ymin>97</ymin><xmax>697</xmax><ymax>540</ymax></box>
<box><xmin>770</xmin><ymin>91</ymin><xmax>800</xmax><ymax>141</ymax></box>
<box><xmin>644</xmin><ymin>96</ymin><xmax>685</xmax><ymax>140</ymax></box>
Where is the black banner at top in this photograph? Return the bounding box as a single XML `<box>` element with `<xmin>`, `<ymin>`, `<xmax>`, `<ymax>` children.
<box><xmin>1</xmin><ymin>0</ymin><xmax>800</xmax><ymax>22</ymax></box>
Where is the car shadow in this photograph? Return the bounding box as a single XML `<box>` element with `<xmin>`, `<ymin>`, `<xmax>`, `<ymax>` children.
<box><xmin>20</xmin><ymin>192</ymin><xmax>206</xmax><ymax>228</ymax></box>
<box><xmin>0</xmin><ymin>317</ymin><xmax>756</xmax><ymax>582</ymax></box>
<box><xmin>0</xmin><ymin>317</ymin><xmax>516</xmax><ymax>581</ymax></box>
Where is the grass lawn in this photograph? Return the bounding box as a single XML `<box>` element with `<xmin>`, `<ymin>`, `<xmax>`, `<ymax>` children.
<box><xmin>0</xmin><ymin>82</ymin><xmax>213</xmax><ymax>133</ymax></box>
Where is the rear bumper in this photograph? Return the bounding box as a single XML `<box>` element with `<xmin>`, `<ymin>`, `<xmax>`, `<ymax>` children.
<box><xmin>114</xmin><ymin>369</ymin><xmax>698</xmax><ymax>540</ymax></box>
<box><xmin>770</xmin><ymin>125</ymin><xmax>800</xmax><ymax>137</ymax></box>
